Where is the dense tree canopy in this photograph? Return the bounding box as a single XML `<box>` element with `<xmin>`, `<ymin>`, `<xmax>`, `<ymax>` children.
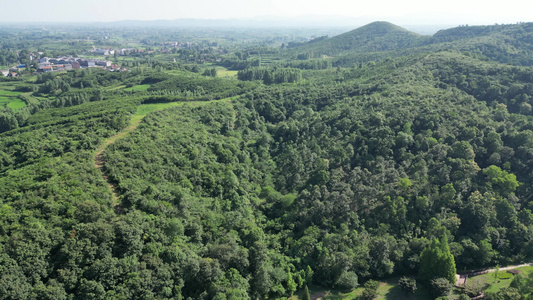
<box><xmin>1</xmin><ymin>21</ymin><xmax>533</xmax><ymax>299</ymax></box>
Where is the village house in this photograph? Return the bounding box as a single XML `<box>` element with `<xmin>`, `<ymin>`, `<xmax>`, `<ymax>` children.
<box><xmin>32</xmin><ymin>55</ymin><xmax>112</xmax><ymax>74</ymax></box>
<box><xmin>78</xmin><ymin>59</ymin><xmax>96</xmax><ymax>67</ymax></box>
<box><xmin>37</xmin><ymin>66</ymin><xmax>53</xmax><ymax>73</ymax></box>
<box><xmin>1</xmin><ymin>70</ymin><xmax>8</xmax><ymax>77</ymax></box>
<box><xmin>38</xmin><ymin>62</ymin><xmax>51</xmax><ymax>68</ymax></box>
<box><xmin>95</xmin><ymin>60</ymin><xmax>112</xmax><ymax>67</ymax></box>
<box><xmin>92</xmin><ymin>48</ymin><xmax>115</xmax><ymax>56</ymax></box>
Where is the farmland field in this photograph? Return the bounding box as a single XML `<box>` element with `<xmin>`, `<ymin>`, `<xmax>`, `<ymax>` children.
<box><xmin>0</xmin><ymin>88</ymin><xmax>25</xmax><ymax>111</ymax></box>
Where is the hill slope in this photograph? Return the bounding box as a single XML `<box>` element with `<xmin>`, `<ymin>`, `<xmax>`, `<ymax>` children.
<box><xmin>331</xmin><ymin>22</ymin><xmax>533</xmax><ymax>67</ymax></box>
<box><xmin>290</xmin><ymin>21</ymin><xmax>426</xmax><ymax>56</ymax></box>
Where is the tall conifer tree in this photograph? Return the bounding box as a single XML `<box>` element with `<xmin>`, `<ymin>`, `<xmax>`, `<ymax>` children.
<box><xmin>419</xmin><ymin>235</ymin><xmax>456</xmax><ymax>285</ymax></box>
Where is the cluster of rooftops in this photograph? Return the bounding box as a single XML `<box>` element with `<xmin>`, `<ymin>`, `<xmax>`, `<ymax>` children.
<box><xmin>37</xmin><ymin>56</ymin><xmax>116</xmax><ymax>73</ymax></box>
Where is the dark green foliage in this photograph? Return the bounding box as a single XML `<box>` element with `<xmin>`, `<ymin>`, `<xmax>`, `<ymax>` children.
<box><xmin>237</xmin><ymin>67</ymin><xmax>302</xmax><ymax>84</ymax></box>
<box><xmin>398</xmin><ymin>277</ymin><xmax>417</xmax><ymax>293</ymax></box>
<box><xmin>464</xmin><ymin>281</ymin><xmax>484</xmax><ymax>298</ymax></box>
<box><xmin>486</xmin><ymin>287</ymin><xmax>523</xmax><ymax>300</ymax></box>
<box><xmin>334</xmin><ymin>271</ymin><xmax>359</xmax><ymax>290</ymax></box>
<box><xmin>430</xmin><ymin>277</ymin><xmax>453</xmax><ymax>297</ymax></box>
<box><xmin>221</xmin><ymin>58</ymin><xmax>261</xmax><ymax>70</ymax></box>
<box><xmin>304</xmin><ymin>285</ymin><xmax>311</xmax><ymax>300</ymax></box>
<box><xmin>1</xmin><ymin>22</ymin><xmax>533</xmax><ymax>299</ymax></box>
<box><xmin>147</xmin><ymin>73</ymin><xmax>254</xmax><ymax>99</ymax></box>
<box><xmin>203</xmin><ymin>67</ymin><xmax>217</xmax><ymax>77</ymax></box>
<box><xmin>429</xmin><ymin>23</ymin><xmax>533</xmax><ymax>65</ymax></box>
<box><xmin>277</xmin><ymin>59</ymin><xmax>332</xmax><ymax>70</ymax></box>
<box><xmin>458</xmin><ymin>294</ymin><xmax>471</xmax><ymax>300</ymax></box>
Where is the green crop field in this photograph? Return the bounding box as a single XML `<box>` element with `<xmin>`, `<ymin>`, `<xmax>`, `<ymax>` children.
<box><xmin>0</xmin><ymin>88</ymin><xmax>26</xmax><ymax>111</ymax></box>
<box><xmin>0</xmin><ymin>90</ymin><xmax>22</xmax><ymax>97</ymax></box>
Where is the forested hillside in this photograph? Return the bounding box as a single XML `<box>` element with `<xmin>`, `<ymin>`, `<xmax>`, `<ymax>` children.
<box><xmin>0</xmin><ymin>22</ymin><xmax>533</xmax><ymax>299</ymax></box>
<box><xmin>288</xmin><ymin>21</ymin><xmax>426</xmax><ymax>57</ymax></box>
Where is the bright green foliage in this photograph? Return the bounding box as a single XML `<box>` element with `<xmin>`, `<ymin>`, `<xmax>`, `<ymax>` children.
<box><xmin>419</xmin><ymin>236</ymin><xmax>456</xmax><ymax>285</ymax></box>
<box><xmin>484</xmin><ymin>165</ymin><xmax>519</xmax><ymax>196</ymax></box>
<box><xmin>286</xmin><ymin>271</ymin><xmax>297</xmax><ymax>296</ymax></box>
<box><xmin>397</xmin><ymin>177</ymin><xmax>412</xmax><ymax>191</ymax></box>
<box><xmin>504</xmin><ymin>272</ymin><xmax>533</xmax><ymax>298</ymax></box>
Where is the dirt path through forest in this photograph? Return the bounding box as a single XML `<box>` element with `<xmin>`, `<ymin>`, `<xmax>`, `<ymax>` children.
<box><xmin>93</xmin><ymin>99</ymin><xmax>230</xmax><ymax>214</ymax></box>
<box><xmin>94</xmin><ymin>118</ymin><xmax>143</xmax><ymax>214</ymax></box>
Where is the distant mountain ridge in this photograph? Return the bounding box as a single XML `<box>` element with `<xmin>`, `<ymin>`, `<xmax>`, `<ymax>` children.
<box><xmin>291</xmin><ymin>21</ymin><xmax>533</xmax><ymax>66</ymax></box>
<box><xmin>102</xmin><ymin>16</ymin><xmax>370</xmax><ymax>28</ymax></box>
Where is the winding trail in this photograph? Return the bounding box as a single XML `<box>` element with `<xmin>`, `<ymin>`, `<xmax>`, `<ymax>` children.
<box><xmin>93</xmin><ymin>99</ymin><xmax>231</xmax><ymax>214</ymax></box>
<box><xmin>94</xmin><ymin>117</ymin><xmax>143</xmax><ymax>214</ymax></box>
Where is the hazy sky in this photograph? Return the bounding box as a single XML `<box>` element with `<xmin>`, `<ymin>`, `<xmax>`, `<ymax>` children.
<box><xmin>1</xmin><ymin>0</ymin><xmax>532</xmax><ymax>25</ymax></box>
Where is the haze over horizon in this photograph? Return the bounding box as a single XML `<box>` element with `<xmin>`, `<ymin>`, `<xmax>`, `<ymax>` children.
<box><xmin>1</xmin><ymin>0</ymin><xmax>532</xmax><ymax>26</ymax></box>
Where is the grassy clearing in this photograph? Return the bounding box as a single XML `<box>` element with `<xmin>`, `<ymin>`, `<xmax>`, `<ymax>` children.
<box><xmin>350</xmin><ymin>277</ymin><xmax>433</xmax><ymax>300</ymax></box>
<box><xmin>289</xmin><ymin>277</ymin><xmax>434</xmax><ymax>300</ymax></box>
<box><xmin>131</xmin><ymin>102</ymin><xmax>186</xmax><ymax>125</ymax></box>
<box><xmin>217</xmin><ymin>67</ymin><xmax>238</xmax><ymax>78</ymax></box>
<box><xmin>465</xmin><ymin>266</ymin><xmax>533</xmax><ymax>294</ymax></box>
<box><xmin>6</xmin><ymin>98</ymin><xmax>27</xmax><ymax>111</ymax></box>
<box><xmin>123</xmin><ymin>84</ymin><xmax>151</xmax><ymax>92</ymax></box>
